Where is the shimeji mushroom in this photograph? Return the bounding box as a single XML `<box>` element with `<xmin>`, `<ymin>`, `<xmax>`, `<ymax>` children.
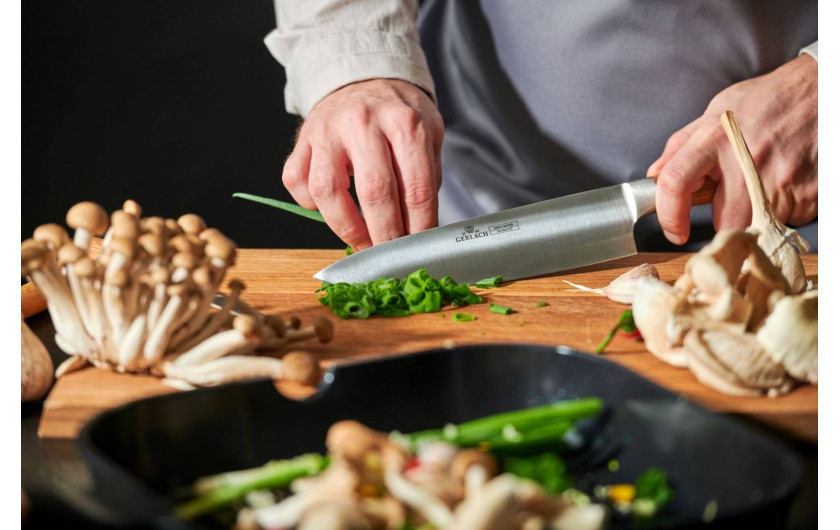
<box><xmin>448</xmin><ymin>474</ymin><xmax>521</xmax><ymax>530</ymax></box>
<box><xmin>719</xmin><ymin>111</ymin><xmax>809</xmax><ymax>293</ymax></box>
<box><xmin>450</xmin><ymin>449</ymin><xmax>498</xmax><ymax>498</ymax></box>
<box><xmin>66</xmin><ymin>202</ymin><xmax>109</xmax><ymax>252</ymax></box>
<box><xmin>26</xmin><ymin>199</ymin><xmax>336</xmax><ymax>390</ymax></box>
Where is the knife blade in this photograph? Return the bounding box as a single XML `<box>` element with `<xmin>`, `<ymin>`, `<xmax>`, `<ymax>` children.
<box><xmin>314</xmin><ymin>178</ymin><xmax>709</xmax><ymax>284</ymax></box>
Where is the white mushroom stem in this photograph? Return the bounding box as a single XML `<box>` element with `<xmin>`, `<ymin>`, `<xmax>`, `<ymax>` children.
<box><xmin>383</xmin><ymin>471</ymin><xmax>453</xmax><ymax>528</ymax></box>
<box><xmin>171</xmin><ymin>283</ymin><xmax>243</xmax><ymax>352</ymax></box>
<box><xmin>142</xmin><ymin>291</ymin><xmax>188</xmax><ymax>366</ymax></box>
<box><xmin>145</xmin><ymin>281</ymin><xmax>168</xmax><ymax>334</ymax></box>
<box><xmin>118</xmin><ymin>314</ymin><xmax>147</xmax><ymax>370</ymax></box>
<box><xmin>28</xmin><ymin>270</ymin><xmax>93</xmax><ymax>357</ymax></box>
<box><xmin>54</xmin><ymin>333</ymin><xmax>78</xmax><ymax>357</ymax></box>
<box><xmin>55</xmin><ymin>354</ymin><xmax>89</xmax><ymax>378</ymax></box>
<box><xmin>102</xmin><ymin>280</ymin><xmax>130</xmax><ymax>349</ymax></box>
<box><xmin>173</xmin><ymin>328</ymin><xmax>259</xmax><ymax>366</ymax></box>
<box><xmin>448</xmin><ymin>474</ymin><xmax>520</xmax><ymax>530</ymax></box>
<box><xmin>162</xmin><ymin>356</ymin><xmax>282</xmax><ymax>387</ymax></box>
<box><xmin>253</xmin><ymin>494</ymin><xmax>307</xmax><ymax>529</ymax></box>
<box><xmin>464</xmin><ymin>465</ymin><xmax>490</xmax><ymax>498</ymax></box>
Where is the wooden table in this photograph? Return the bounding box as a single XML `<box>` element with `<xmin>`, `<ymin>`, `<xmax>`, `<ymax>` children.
<box><xmin>39</xmin><ymin>250</ymin><xmax>818</xmax><ymax>441</ymax></box>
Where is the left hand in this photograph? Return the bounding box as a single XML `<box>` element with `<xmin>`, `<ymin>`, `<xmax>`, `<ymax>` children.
<box><xmin>648</xmin><ymin>54</ymin><xmax>818</xmax><ymax>245</ymax></box>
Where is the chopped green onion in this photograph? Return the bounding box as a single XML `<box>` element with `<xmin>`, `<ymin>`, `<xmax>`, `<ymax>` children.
<box><xmin>475</xmin><ymin>275</ymin><xmax>503</xmax><ymax>288</ymax></box>
<box><xmin>345</xmin><ymin>246</ymin><xmax>354</xmax><ymax>255</ymax></box>
<box><xmin>232</xmin><ymin>193</ymin><xmax>326</xmax><ymax>222</ymax></box>
<box><xmin>596</xmin><ymin>309</ymin><xmax>637</xmax><ymax>353</ymax></box>
<box><xmin>453</xmin><ymin>313</ymin><xmax>476</xmax><ymax>322</ymax></box>
<box><xmin>317</xmin><ymin>269</ymin><xmax>484</xmax><ymax>319</ymax></box>
<box><xmin>536</xmin><ymin>301</ymin><xmax>548</xmax><ymax>308</ymax></box>
<box><xmin>489</xmin><ymin>303</ymin><xmax>514</xmax><ymax>315</ymax></box>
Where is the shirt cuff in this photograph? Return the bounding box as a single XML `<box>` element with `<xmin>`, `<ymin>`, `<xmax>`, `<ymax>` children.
<box><xmin>799</xmin><ymin>41</ymin><xmax>818</xmax><ymax>62</ymax></box>
<box><xmin>265</xmin><ymin>29</ymin><xmax>436</xmax><ymax>117</ymax></box>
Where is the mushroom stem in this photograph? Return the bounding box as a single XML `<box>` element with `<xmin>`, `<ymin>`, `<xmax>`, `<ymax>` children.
<box><xmin>383</xmin><ymin>471</ymin><xmax>453</xmax><ymax>528</ymax></box>
<box><xmin>142</xmin><ymin>287</ymin><xmax>189</xmax><ymax>366</ymax></box>
<box><xmin>162</xmin><ymin>355</ymin><xmax>283</xmax><ymax>386</ymax></box>
<box><xmin>118</xmin><ymin>314</ymin><xmax>147</xmax><ymax>370</ymax></box>
<box><xmin>171</xmin><ymin>280</ymin><xmax>244</xmax><ymax>352</ymax></box>
<box><xmin>55</xmin><ymin>354</ymin><xmax>89</xmax><ymax>378</ymax></box>
<box><xmin>172</xmin><ymin>328</ymin><xmax>258</xmax><ymax>366</ymax></box>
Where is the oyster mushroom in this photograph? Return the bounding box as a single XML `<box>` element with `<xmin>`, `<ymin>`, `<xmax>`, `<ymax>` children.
<box><xmin>719</xmin><ymin>111</ymin><xmax>809</xmax><ymax>293</ymax></box>
<box><xmin>756</xmin><ymin>291</ymin><xmax>817</xmax><ymax>384</ymax></box>
<box><xmin>683</xmin><ymin>329</ymin><xmax>792</xmax><ymax>397</ymax></box>
<box><xmin>631</xmin><ymin>277</ymin><xmax>687</xmax><ymax>367</ymax></box>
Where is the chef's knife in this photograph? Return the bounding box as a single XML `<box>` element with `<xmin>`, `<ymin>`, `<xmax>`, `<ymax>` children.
<box><xmin>314</xmin><ymin>178</ymin><xmax>715</xmax><ymax>284</ymax></box>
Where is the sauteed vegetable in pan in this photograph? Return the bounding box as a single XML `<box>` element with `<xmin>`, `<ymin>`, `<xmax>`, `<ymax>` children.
<box><xmin>174</xmin><ymin>398</ymin><xmax>672</xmax><ymax>530</ymax></box>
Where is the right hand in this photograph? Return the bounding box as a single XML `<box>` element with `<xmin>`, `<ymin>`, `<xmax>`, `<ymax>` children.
<box><xmin>282</xmin><ymin>78</ymin><xmax>444</xmax><ymax>250</ymax></box>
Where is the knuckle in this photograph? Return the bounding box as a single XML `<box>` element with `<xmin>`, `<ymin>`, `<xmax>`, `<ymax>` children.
<box><xmin>345</xmin><ymin>103</ymin><xmax>373</xmax><ymax>127</ymax></box>
<box><xmin>282</xmin><ymin>163</ymin><xmax>304</xmax><ymax>188</ymax></box>
<box><xmin>356</xmin><ymin>177</ymin><xmax>396</xmax><ymax>206</ymax></box>
<box><xmin>389</xmin><ymin>105</ymin><xmax>422</xmax><ymax>130</ymax></box>
<box><xmin>402</xmin><ymin>181</ymin><xmax>436</xmax><ymax>208</ymax></box>
<box><xmin>308</xmin><ymin>175</ymin><xmax>339</xmax><ymax>202</ymax></box>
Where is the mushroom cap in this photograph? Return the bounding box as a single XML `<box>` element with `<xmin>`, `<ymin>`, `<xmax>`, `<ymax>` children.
<box><xmin>192</xmin><ymin>266</ymin><xmax>213</xmax><ymax>289</ymax></box>
<box><xmin>168</xmin><ymin>235</ymin><xmax>195</xmax><ymax>255</ymax></box>
<box><xmin>312</xmin><ymin>316</ymin><xmax>334</xmax><ymax>343</ymax></box>
<box><xmin>171</xmin><ymin>251</ymin><xmax>198</xmax><ymax>271</ymax></box>
<box><xmin>756</xmin><ymin>291</ymin><xmax>818</xmax><ymax>384</ymax></box>
<box><xmin>149</xmin><ymin>267</ymin><xmax>170</xmax><ymax>285</ymax></box>
<box><xmin>450</xmin><ymin>449</ymin><xmax>498</xmax><ymax>484</ymax></box>
<box><xmin>73</xmin><ymin>257</ymin><xmax>96</xmax><ymax>278</ymax></box>
<box><xmin>33</xmin><ymin>223</ymin><xmax>69</xmax><ymax>249</ymax></box>
<box><xmin>265</xmin><ymin>315</ymin><xmax>286</xmax><ymax>338</ymax></box>
<box><xmin>683</xmin><ymin>330</ymin><xmax>763</xmax><ymax>397</ymax></box>
<box><xmin>137</xmin><ymin>232</ymin><xmax>165</xmax><ymax>257</ymax></box>
<box><xmin>326</xmin><ymin>421</ymin><xmax>389</xmax><ymax>464</ymax></box>
<box><xmin>66</xmin><ymin>202</ymin><xmax>109</xmax><ymax>235</ymax></box>
<box><xmin>166</xmin><ymin>281</ymin><xmax>195</xmax><ymax>298</ymax></box>
<box><xmin>164</xmin><ymin>218</ymin><xmax>182</xmax><ymax>237</ymax></box>
<box><xmin>122</xmin><ymin>199</ymin><xmax>142</xmax><ymax>218</ymax></box>
<box><xmin>57</xmin><ymin>242</ymin><xmax>86</xmax><ymax>266</ymax></box>
<box><xmin>140</xmin><ymin>216</ymin><xmax>165</xmax><ymax>235</ymax></box>
<box><xmin>228</xmin><ymin>279</ymin><xmax>246</xmax><ymax>293</ymax></box>
<box><xmin>106</xmin><ymin>269</ymin><xmax>130</xmax><ymax>288</ymax></box>
<box><xmin>177</xmin><ymin>213</ymin><xmax>207</xmax><ymax>236</ymax></box>
<box><xmin>111</xmin><ymin>210</ymin><xmax>139</xmax><ymax>240</ymax></box>
<box><xmin>233</xmin><ymin>314</ymin><xmax>262</xmax><ymax>338</ymax></box>
<box><xmin>109</xmin><ymin>236</ymin><xmax>136</xmax><ymax>260</ymax></box>
<box><xmin>281</xmin><ymin>351</ymin><xmax>321</xmax><ymax>386</ymax></box>
<box><xmin>205</xmin><ymin>236</ymin><xmax>236</xmax><ymax>265</ymax></box>
<box><xmin>198</xmin><ymin>227</ymin><xmax>226</xmax><ymax>242</ymax></box>
<box><xmin>21</xmin><ymin>239</ymin><xmax>48</xmax><ymax>274</ymax></box>
<box><xmin>632</xmin><ymin>277</ymin><xmax>687</xmax><ymax>367</ymax></box>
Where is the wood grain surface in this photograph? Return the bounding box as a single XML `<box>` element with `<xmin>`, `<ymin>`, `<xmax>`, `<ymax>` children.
<box><xmin>39</xmin><ymin>250</ymin><xmax>818</xmax><ymax>441</ymax></box>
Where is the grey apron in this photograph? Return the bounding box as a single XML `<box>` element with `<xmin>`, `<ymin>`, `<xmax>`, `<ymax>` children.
<box><xmin>418</xmin><ymin>0</ymin><xmax>817</xmax><ymax>251</ymax></box>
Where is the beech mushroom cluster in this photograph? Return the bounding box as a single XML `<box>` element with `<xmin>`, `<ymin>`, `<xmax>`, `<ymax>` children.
<box><xmin>21</xmin><ymin>200</ymin><xmax>332</xmax><ymax>390</ymax></box>
<box><xmin>239</xmin><ymin>421</ymin><xmax>605</xmax><ymax>530</ymax></box>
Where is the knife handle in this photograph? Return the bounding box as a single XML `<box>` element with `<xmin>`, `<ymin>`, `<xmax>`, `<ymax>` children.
<box><xmin>648</xmin><ymin>174</ymin><xmax>716</xmax><ymax>206</ymax></box>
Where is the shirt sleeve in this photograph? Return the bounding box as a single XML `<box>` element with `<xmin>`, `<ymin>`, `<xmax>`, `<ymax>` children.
<box><xmin>265</xmin><ymin>0</ymin><xmax>436</xmax><ymax>117</ymax></box>
<box><xmin>799</xmin><ymin>40</ymin><xmax>818</xmax><ymax>61</ymax></box>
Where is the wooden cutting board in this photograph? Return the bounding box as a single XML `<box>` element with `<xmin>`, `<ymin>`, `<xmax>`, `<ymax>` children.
<box><xmin>39</xmin><ymin>250</ymin><xmax>818</xmax><ymax>442</ymax></box>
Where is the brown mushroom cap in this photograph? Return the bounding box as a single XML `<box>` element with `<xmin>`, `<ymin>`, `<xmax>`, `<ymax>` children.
<box><xmin>109</xmin><ymin>236</ymin><xmax>136</xmax><ymax>260</ymax></box>
<box><xmin>111</xmin><ymin>210</ymin><xmax>139</xmax><ymax>240</ymax></box>
<box><xmin>21</xmin><ymin>239</ymin><xmax>48</xmax><ymax>274</ymax></box>
<box><xmin>164</xmin><ymin>218</ymin><xmax>182</xmax><ymax>237</ymax></box>
<box><xmin>137</xmin><ymin>232</ymin><xmax>165</xmax><ymax>257</ymax></box>
<box><xmin>312</xmin><ymin>316</ymin><xmax>334</xmax><ymax>343</ymax></box>
<box><xmin>122</xmin><ymin>199</ymin><xmax>142</xmax><ymax>218</ymax></box>
<box><xmin>33</xmin><ymin>224</ymin><xmax>70</xmax><ymax>249</ymax></box>
<box><xmin>198</xmin><ymin>227</ymin><xmax>225</xmax><ymax>242</ymax></box>
<box><xmin>57</xmin><ymin>242</ymin><xmax>86</xmax><ymax>266</ymax></box>
<box><xmin>73</xmin><ymin>257</ymin><xmax>96</xmax><ymax>278</ymax></box>
<box><xmin>168</xmin><ymin>235</ymin><xmax>195</xmax><ymax>255</ymax></box>
<box><xmin>281</xmin><ymin>351</ymin><xmax>321</xmax><ymax>386</ymax></box>
<box><xmin>450</xmin><ymin>449</ymin><xmax>498</xmax><ymax>484</ymax></box>
<box><xmin>66</xmin><ymin>202</ymin><xmax>109</xmax><ymax>235</ymax></box>
<box><xmin>265</xmin><ymin>315</ymin><xmax>286</xmax><ymax>338</ymax></box>
<box><xmin>326</xmin><ymin>421</ymin><xmax>390</xmax><ymax>463</ymax></box>
<box><xmin>171</xmin><ymin>251</ymin><xmax>198</xmax><ymax>271</ymax></box>
<box><xmin>205</xmin><ymin>236</ymin><xmax>236</xmax><ymax>265</ymax></box>
<box><xmin>106</xmin><ymin>269</ymin><xmax>130</xmax><ymax>288</ymax></box>
<box><xmin>233</xmin><ymin>314</ymin><xmax>262</xmax><ymax>338</ymax></box>
<box><xmin>228</xmin><ymin>279</ymin><xmax>246</xmax><ymax>293</ymax></box>
<box><xmin>140</xmin><ymin>216</ymin><xmax>165</xmax><ymax>235</ymax></box>
<box><xmin>192</xmin><ymin>266</ymin><xmax>213</xmax><ymax>289</ymax></box>
<box><xmin>177</xmin><ymin>213</ymin><xmax>207</xmax><ymax>236</ymax></box>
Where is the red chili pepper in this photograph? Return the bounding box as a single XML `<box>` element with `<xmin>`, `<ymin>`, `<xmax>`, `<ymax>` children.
<box><xmin>404</xmin><ymin>457</ymin><xmax>422</xmax><ymax>471</ymax></box>
<box><xmin>618</xmin><ymin>329</ymin><xmax>642</xmax><ymax>339</ymax></box>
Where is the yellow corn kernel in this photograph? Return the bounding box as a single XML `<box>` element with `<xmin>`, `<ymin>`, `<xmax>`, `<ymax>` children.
<box><xmin>608</xmin><ymin>484</ymin><xmax>636</xmax><ymax>504</ymax></box>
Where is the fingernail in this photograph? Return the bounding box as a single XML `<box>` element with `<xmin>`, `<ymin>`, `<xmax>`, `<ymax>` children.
<box><xmin>663</xmin><ymin>230</ymin><xmax>684</xmax><ymax>245</ymax></box>
<box><xmin>646</xmin><ymin>158</ymin><xmax>663</xmax><ymax>178</ymax></box>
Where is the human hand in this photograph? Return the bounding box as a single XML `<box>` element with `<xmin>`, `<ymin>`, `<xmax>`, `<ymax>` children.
<box><xmin>648</xmin><ymin>54</ymin><xmax>818</xmax><ymax>245</ymax></box>
<box><xmin>282</xmin><ymin>78</ymin><xmax>444</xmax><ymax>250</ymax></box>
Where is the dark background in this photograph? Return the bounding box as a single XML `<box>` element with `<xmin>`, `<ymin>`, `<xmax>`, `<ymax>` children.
<box><xmin>22</xmin><ymin>0</ymin><xmax>342</xmax><ymax>249</ymax></box>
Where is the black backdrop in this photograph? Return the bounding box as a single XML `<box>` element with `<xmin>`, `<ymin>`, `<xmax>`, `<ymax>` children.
<box><xmin>22</xmin><ymin>0</ymin><xmax>342</xmax><ymax>249</ymax></box>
